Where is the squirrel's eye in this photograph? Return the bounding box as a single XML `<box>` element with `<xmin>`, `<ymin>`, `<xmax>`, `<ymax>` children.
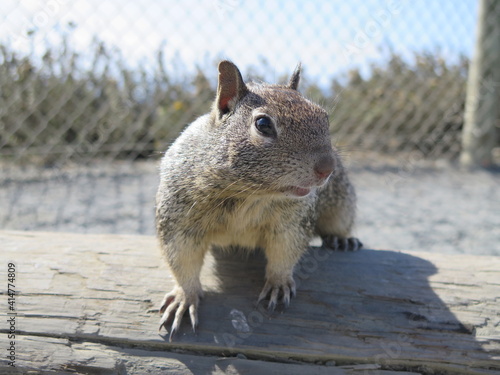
<box><xmin>255</xmin><ymin>116</ymin><xmax>275</xmax><ymax>137</ymax></box>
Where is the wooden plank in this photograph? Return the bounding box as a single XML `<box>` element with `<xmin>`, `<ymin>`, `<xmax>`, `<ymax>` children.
<box><xmin>0</xmin><ymin>230</ymin><xmax>499</xmax><ymax>374</ymax></box>
<box><xmin>0</xmin><ymin>335</ymin><xmax>420</xmax><ymax>375</ymax></box>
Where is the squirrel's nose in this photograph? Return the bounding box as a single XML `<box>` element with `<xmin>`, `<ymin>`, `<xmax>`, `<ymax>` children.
<box><xmin>314</xmin><ymin>155</ymin><xmax>335</xmax><ymax>180</ymax></box>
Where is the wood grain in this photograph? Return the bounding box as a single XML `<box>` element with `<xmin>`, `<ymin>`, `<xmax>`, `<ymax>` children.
<box><xmin>0</xmin><ymin>230</ymin><xmax>498</xmax><ymax>374</ymax></box>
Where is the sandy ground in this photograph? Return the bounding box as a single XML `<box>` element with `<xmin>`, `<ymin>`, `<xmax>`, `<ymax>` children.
<box><xmin>1</xmin><ymin>160</ymin><xmax>499</xmax><ymax>256</ymax></box>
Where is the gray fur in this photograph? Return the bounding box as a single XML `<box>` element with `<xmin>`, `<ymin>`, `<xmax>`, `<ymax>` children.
<box><xmin>156</xmin><ymin>60</ymin><xmax>361</xmax><ymax>340</ymax></box>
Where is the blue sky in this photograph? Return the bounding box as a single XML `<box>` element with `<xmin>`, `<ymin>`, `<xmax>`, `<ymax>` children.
<box><xmin>1</xmin><ymin>0</ymin><xmax>478</xmax><ymax>87</ymax></box>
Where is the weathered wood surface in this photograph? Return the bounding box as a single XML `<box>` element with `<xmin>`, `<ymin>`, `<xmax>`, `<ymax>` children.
<box><xmin>0</xmin><ymin>230</ymin><xmax>499</xmax><ymax>375</ymax></box>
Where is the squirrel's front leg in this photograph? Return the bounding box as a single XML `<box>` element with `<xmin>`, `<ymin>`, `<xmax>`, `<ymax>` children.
<box><xmin>258</xmin><ymin>232</ymin><xmax>308</xmax><ymax>311</ymax></box>
<box><xmin>158</xmin><ymin>236</ymin><xmax>207</xmax><ymax>341</ymax></box>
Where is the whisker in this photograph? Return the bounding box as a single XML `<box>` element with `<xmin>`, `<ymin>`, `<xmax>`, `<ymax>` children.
<box><xmin>214</xmin><ymin>179</ymin><xmax>270</xmax><ymax>213</ymax></box>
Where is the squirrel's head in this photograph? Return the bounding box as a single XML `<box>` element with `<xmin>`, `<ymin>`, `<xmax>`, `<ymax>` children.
<box><xmin>210</xmin><ymin>60</ymin><xmax>337</xmax><ymax>199</ymax></box>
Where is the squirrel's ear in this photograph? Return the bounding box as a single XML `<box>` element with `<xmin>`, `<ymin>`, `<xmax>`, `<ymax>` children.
<box><xmin>287</xmin><ymin>63</ymin><xmax>301</xmax><ymax>90</ymax></box>
<box><xmin>216</xmin><ymin>60</ymin><xmax>249</xmax><ymax>116</ymax></box>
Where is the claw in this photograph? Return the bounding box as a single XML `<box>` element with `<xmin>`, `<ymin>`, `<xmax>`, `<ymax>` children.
<box><xmin>269</xmin><ymin>287</ymin><xmax>280</xmax><ymax>311</ymax></box>
<box><xmin>282</xmin><ymin>285</ymin><xmax>291</xmax><ymax>308</ymax></box>
<box><xmin>159</xmin><ymin>294</ymin><xmax>175</xmax><ymax>314</ymax></box>
<box><xmin>258</xmin><ymin>277</ymin><xmax>296</xmax><ymax>311</ymax></box>
<box><xmin>169</xmin><ymin>326</ymin><xmax>177</xmax><ymax>342</ymax></box>
<box><xmin>328</xmin><ymin>236</ymin><xmax>339</xmax><ymax>249</ymax></box>
<box><xmin>340</xmin><ymin>238</ymin><xmax>349</xmax><ymax>251</ymax></box>
<box><xmin>348</xmin><ymin>237</ymin><xmax>362</xmax><ymax>251</ymax></box>
<box><xmin>159</xmin><ymin>301</ymin><xmax>176</xmax><ymax>332</ymax></box>
<box><xmin>158</xmin><ymin>287</ymin><xmax>201</xmax><ymax>341</ymax></box>
<box><xmin>189</xmin><ymin>304</ymin><xmax>198</xmax><ymax>332</ymax></box>
<box><xmin>322</xmin><ymin>235</ymin><xmax>362</xmax><ymax>251</ymax></box>
<box><xmin>169</xmin><ymin>304</ymin><xmax>185</xmax><ymax>340</ymax></box>
<box><xmin>257</xmin><ymin>282</ymin><xmax>272</xmax><ymax>304</ymax></box>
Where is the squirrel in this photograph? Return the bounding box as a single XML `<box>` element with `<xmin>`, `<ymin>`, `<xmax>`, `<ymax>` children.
<box><xmin>156</xmin><ymin>60</ymin><xmax>361</xmax><ymax>340</ymax></box>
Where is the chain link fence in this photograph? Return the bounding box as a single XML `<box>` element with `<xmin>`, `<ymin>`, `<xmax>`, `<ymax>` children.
<box><xmin>2</xmin><ymin>0</ymin><xmax>498</xmax><ymax>165</ymax></box>
<box><xmin>1</xmin><ymin>0</ymin><xmax>499</xmax><ymax>254</ymax></box>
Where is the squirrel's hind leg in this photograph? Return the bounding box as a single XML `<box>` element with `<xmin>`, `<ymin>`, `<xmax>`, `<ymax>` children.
<box><xmin>315</xmin><ymin>174</ymin><xmax>362</xmax><ymax>252</ymax></box>
<box><xmin>315</xmin><ymin>203</ymin><xmax>363</xmax><ymax>252</ymax></box>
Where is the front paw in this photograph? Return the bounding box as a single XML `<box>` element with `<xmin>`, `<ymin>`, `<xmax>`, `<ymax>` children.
<box><xmin>159</xmin><ymin>286</ymin><xmax>203</xmax><ymax>341</ymax></box>
<box><xmin>257</xmin><ymin>275</ymin><xmax>296</xmax><ymax>312</ymax></box>
<box><xmin>322</xmin><ymin>235</ymin><xmax>362</xmax><ymax>251</ymax></box>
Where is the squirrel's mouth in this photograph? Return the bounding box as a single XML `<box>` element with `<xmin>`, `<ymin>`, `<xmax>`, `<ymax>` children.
<box><xmin>285</xmin><ymin>186</ymin><xmax>313</xmax><ymax>197</ymax></box>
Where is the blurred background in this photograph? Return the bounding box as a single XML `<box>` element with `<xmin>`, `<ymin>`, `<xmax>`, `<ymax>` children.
<box><xmin>1</xmin><ymin>0</ymin><xmax>499</xmax><ymax>255</ymax></box>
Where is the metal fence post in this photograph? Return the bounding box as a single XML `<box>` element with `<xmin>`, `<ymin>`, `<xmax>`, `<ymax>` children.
<box><xmin>460</xmin><ymin>0</ymin><xmax>500</xmax><ymax>168</ymax></box>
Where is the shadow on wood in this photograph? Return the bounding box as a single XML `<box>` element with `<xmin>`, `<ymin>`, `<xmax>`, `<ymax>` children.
<box><xmin>172</xmin><ymin>248</ymin><xmax>493</xmax><ymax>371</ymax></box>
